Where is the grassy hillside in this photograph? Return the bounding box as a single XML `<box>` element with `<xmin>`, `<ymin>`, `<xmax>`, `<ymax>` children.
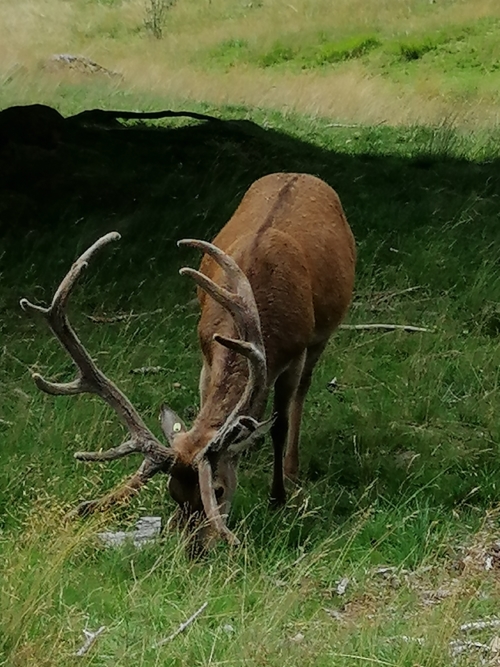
<box><xmin>1</xmin><ymin>0</ymin><xmax>500</xmax><ymax>126</ymax></box>
<box><xmin>1</xmin><ymin>0</ymin><xmax>500</xmax><ymax>664</ymax></box>
<box><xmin>1</xmin><ymin>106</ymin><xmax>500</xmax><ymax>664</ymax></box>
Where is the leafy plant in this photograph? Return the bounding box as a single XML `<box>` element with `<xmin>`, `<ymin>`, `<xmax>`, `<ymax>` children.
<box><xmin>209</xmin><ymin>38</ymin><xmax>251</xmax><ymax>69</ymax></box>
<box><xmin>398</xmin><ymin>38</ymin><xmax>437</xmax><ymax>61</ymax></box>
<box><xmin>258</xmin><ymin>42</ymin><xmax>296</xmax><ymax>67</ymax></box>
<box><xmin>312</xmin><ymin>35</ymin><xmax>380</xmax><ymax>66</ymax></box>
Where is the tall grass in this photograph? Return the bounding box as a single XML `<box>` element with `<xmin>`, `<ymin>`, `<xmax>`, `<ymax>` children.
<box><xmin>2</xmin><ymin>496</ymin><xmax>498</xmax><ymax>666</ymax></box>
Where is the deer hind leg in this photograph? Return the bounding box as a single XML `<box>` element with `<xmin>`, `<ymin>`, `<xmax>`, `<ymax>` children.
<box><xmin>270</xmin><ymin>351</ymin><xmax>307</xmax><ymax>506</ymax></box>
<box><xmin>284</xmin><ymin>342</ymin><xmax>328</xmax><ymax>481</ymax></box>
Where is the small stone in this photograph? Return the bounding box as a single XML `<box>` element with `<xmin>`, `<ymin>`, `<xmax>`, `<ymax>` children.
<box><xmin>324</xmin><ymin>607</ymin><xmax>343</xmax><ymax>621</ymax></box>
<box><xmin>327</xmin><ymin>377</ymin><xmax>338</xmax><ymax>393</ymax></box>
<box><xmin>336</xmin><ymin>577</ymin><xmax>350</xmax><ymax>595</ymax></box>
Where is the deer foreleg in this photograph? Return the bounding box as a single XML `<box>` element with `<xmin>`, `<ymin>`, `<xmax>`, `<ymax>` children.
<box><xmin>270</xmin><ymin>352</ymin><xmax>306</xmax><ymax>505</ymax></box>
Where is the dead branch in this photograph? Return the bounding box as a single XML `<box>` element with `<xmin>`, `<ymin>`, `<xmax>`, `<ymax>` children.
<box><xmin>155</xmin><ymin>602</ymin><xmax>208</xmax><ymax>647</ymax></box>
<box><xmin>325</xmin><ymin>120</ymin><xmax>386</xmax><ymax>128</ymax></box>
<box><xmin>373</xmin><ymin>286</ymin><xmax>424</xmax><ymax>304</ymax></box>
<box><xmin>449</xmin><ymin>639</ymin><xmax>491</xmax><ymax>656</ymax></box>
<box><xmin>352</xmin><ymin>286</ymin><xmax>426</xmax><ymax>312</ymax></box>
<box><xmin>340</xmin><ymin>323</ymin><xmax>433</xmax><ymax>333</ymax></box>
<box><xmin>129</xmin><ymin>366</ymin><xmax>169</xmax><ymax>375</ymax></box>
<box><xmin>74</xmin><ymin>626</ymin><xmax>106</xmax><ymax>657</ymax></box>
<box><xmin>460</xmin><ymin>619</ymin><xmax>500</xmax><ymax>632</ymax></box>
<box><xmin>86</xmin><ymin>309</ymin><xmax>163</xmax><ymax>323</ymax></box>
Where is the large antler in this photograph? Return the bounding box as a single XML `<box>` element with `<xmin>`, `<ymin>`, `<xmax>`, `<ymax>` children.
<box><xmin>20</xmin><ymin>232</ymin><xmax>174</xmax><ymax>516</ymax></box>
<box><xmin>178</xmin><ymin>239</ymin><xmax>271</xmax><ymax>545</ymax></box>
<box><xmin>178</xmin><ymin>239</ymin><xmax>267</xmax><ymax>424</ymax></box>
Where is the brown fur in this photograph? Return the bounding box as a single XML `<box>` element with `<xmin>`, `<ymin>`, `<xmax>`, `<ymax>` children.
<box><xmin>168</xmin><ymin>172</ymin><xmax>355</xmax><ymax>536</ymax></box>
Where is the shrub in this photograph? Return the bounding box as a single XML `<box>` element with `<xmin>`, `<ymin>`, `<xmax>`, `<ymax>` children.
<box><xmin>398</xmin><ymin>38</ymin><xmax>437</xmax><ymax>61</ymax></box>
<box><xmin>210</xmin><ymin>38</ymin><xmax>251</xmax><ymax>68</ymax></box>
<box><xmin>258</xmin><ymin>42</ymin><xmax>296</xmax><ymax>67</ymax></box>
<box><xmin>313</xmin><ymin>35</ymin><xmax>380</xmax><ymax>65</ymax></box>
<box><xmin>144</xmin><ymin>0</ymin><xmax>177</xmax><ymax>39</ymax></box>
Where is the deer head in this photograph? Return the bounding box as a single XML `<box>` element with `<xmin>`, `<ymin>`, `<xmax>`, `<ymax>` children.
<box><xmin>20</xmin><ymin>232</ymin><xmax>272</xmax><ymax>552</ymax></box>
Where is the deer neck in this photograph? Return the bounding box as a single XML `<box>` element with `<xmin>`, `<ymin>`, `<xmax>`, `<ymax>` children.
<box><xmin>194</xmin><ymin>345</ymin><xmax>268</xmax><ymax>433</ymax></box>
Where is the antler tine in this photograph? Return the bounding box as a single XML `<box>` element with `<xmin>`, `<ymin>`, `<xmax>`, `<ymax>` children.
<box><xmin>178</xmin><ymin>239</ymin><xmax>261</xmax><ymax>332</ymax></box>
<box><xmin>212</xmin><ymin>334</ymin><xmax>265</xmax><ymax>368</ymax></box>
<box><xmin>178</xmin><ymin>239</ymin><xmax>247</xmax><ymax>294</ymax></box>
<box><xmin>197</xmin><ymin>458</ymin><xmax>240</xmax><ymax>546</ymax></box>
<box><xmin>179</xmin><ymin>238</ymin><xmax>268</xmax><ymax>415</ymax></box>
<box><xmin>20</xmin><ymin>232</ymin><xmax>174</xmax><ymax>471</ymax></box>
<box><xmin>179</xmin><ymin>238</ymin><xmax>265</xmax><ymax>355</ymax></box>
<box><xmin>179</xmin><ymin>267</ymin><xmax>243</xmax><ymax>322</ymax></box>
<box><xmin>20</xmin><ymin>233</ymin><xmax>120</xmax><ymax>397</ymax></box>
<box><xmin>67</xmin><ymin>459</ymin><xmax>164</xmax><ymax>518</ymax></box>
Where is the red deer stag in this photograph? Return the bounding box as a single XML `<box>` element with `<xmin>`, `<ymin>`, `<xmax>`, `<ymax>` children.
<box><xmin>21</xmin><ymin>172</ymin><xmax>356</xmax><ymax>551</ymax></box>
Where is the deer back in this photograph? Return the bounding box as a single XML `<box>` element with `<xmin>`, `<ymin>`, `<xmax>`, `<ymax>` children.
<box><xmin>198</xmin><ymin>172</ymin><xmax>356</xmax><ymax>384</ymax></box>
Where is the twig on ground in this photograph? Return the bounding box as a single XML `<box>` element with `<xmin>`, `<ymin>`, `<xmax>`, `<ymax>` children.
<box><xmin>373</xmin><ymin>286</ymin><xmax>424</xmax><ymax>304</ymax></box>
<box><xmin>449</xmin><ymin>639</ymin><xmax>491</xmax><ymax>656</ymax></box>
<box><xmin>74</xmin><ymin>626</ymin><xmax>106</xmax><ymax>656</ymax></box>
<box><xmin>460</xmin><ymin>619</ymin><xmax>500</xmax><ymax>632</ymax></box>
<box><xmin>86</xmin><ymin>314</ymin><xmax>131</xmax><ymax>323</ymax></box>
<box><xmin>155</xmin><ymin>602</ymin><xmax>208</xmax><ymax>647</ymax></box>
<box><xmin>130</xmin><ymin>366</ymin><xmax>169</xmax><ymax>375</ymax></box>
<box><xmin>325</xmin><ymin>120</ymin><xmax>386</xmax><ymax>128</ymax></box>
<box><xmin>351</xmin><ymin>285</ymin><xmax>427</xmax><ymax>310</ymax></box>
<box><xmin>325</xmin><ymin>123</ymin><xmax>361</xmax><ymax>128</ymax></box>
<box><xmin>86</xmin><ymin>309</ymin><xmax>163</xmax><ymax>323</ymax></box>
<box><xmin>389</xmin><ymin>635</ymin><xmax>425</xmax><ymax>645</ymax></box>
<box><xmin>340</xmin><ymin>323</ymin><xmax>433</xmax><ymax>333</ymax></box>
<box><xmin>384</xmin><ymin>621</ymin><xmax>500</xmax><ymax>658</ymax></box>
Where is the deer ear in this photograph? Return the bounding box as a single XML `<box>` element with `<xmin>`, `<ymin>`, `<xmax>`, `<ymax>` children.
<box><xmin>159</xmin><ymin>403</ymin><xmax>186</xmax><ymax>445</ymax></box>
<box><xmin>226</xmin><ymin>414</ymin><xmax>275</xmax><ymax>454</ymax></box>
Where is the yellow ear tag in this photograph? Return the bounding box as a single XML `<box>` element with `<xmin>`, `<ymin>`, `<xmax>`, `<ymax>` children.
<box><xmin>173</xmin><ymin>422</ymin><xmax>182</xmax><ymax>433</ymax></box>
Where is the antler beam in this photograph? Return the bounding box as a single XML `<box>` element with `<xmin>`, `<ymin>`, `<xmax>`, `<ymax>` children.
<box><xmin>20</xmin><ymin>232</ymin><xmax>174</xmax><ymax>514</ymax></box>
<box><xmin>178</xmin><ymin>239</ymin><xmax>267</xmax><ymax>415</ymax></box>
<box><xmin>179</xmin><ymin>238</ymin><xmax>271</xmax><ymax>544</ymax></box>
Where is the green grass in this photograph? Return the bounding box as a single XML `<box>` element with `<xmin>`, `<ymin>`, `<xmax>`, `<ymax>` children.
<box><xmin>2</xmin><ymin>3</ymin><xmax>500</xmax><ymax>662</ymax></box>
<box><xmin>205</xmin><ymin>18</ymin><xmax>500</xmax><ymax>72</ymax></box>
<box><xmin>252</xmin><ymin>35</ymin><xmax>381</xmax><ymax>69</ymax></box>
<box><xmin>202</xmin><ymin>15</ymin><xmax>500</xmax><ymax>113</ymax></box>
<box><xmin>1</xmin><ymin>84</ymin><xmax>500</xmax><ymax>665</ymax></box>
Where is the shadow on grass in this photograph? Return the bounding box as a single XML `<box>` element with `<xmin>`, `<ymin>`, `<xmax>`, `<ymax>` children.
<box><xmin>1</xmin><ymin>106</ymin><xmax>498</xmax><ymax>271</ymax></box>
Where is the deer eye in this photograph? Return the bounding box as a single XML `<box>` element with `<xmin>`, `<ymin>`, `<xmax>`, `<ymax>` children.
<box><xmin>215</xmin><ymin>486</ymin><xmax>224</xmax><ymax>500</ymax></box>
